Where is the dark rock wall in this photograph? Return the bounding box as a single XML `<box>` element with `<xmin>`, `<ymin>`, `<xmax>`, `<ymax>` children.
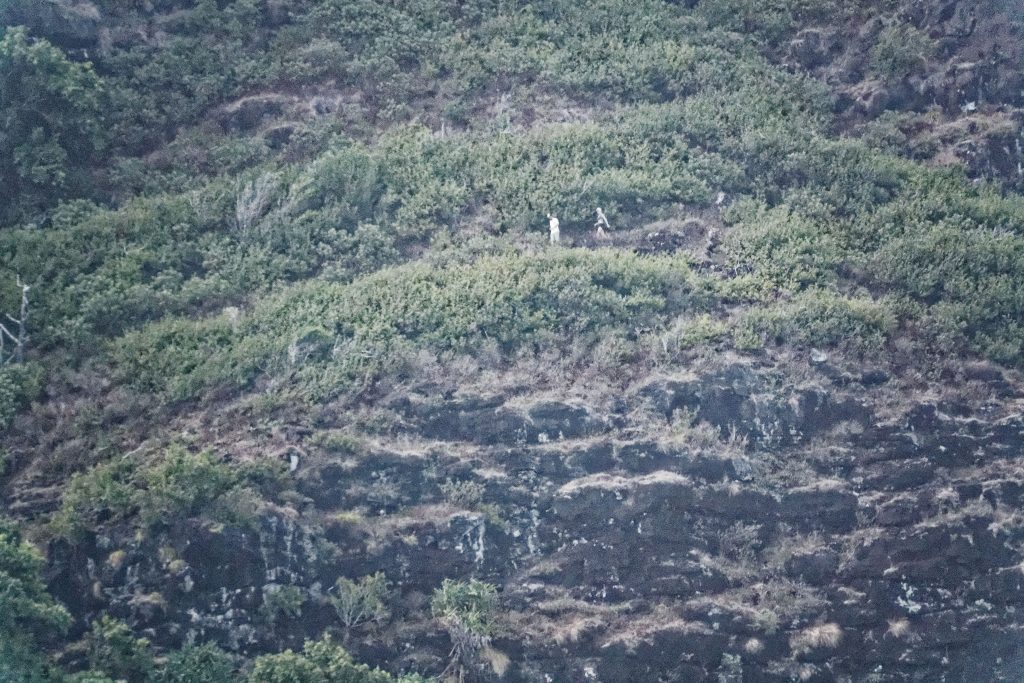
<box><xmin>46</xmin><ymin>360</ymin><xmax>1024</xmax><ymax>681</ymax></box>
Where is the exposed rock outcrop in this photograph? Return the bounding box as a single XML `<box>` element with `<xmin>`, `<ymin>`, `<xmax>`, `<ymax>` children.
<box><xmin>1</xmin><ymin>0</ymin><xmax>100</xmax><ymax>48</ymax></box>
<box><xmin>40</xmin><ymin>359</ymin><xmax>1024</xmax><ymax>681</ymax></box>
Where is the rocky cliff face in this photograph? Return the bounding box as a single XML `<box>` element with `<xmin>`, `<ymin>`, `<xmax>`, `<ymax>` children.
<box><xmin>0</xmin><ymin>0</ymin><xmax>100</xmax><ymax>49</ymax></box>
<box><xmin>39</xmin><ymin>355</ymin><xmax>1024</xmax><ymax>681</ymax></box>
<box><xmin>4</xmin><ymin>0</ymin><xmax>1024</xmax><ymax>680</ymax></box>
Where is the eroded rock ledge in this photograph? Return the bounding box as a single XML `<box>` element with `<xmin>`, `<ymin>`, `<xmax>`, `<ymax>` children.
<box><xmin>39</xmin><ymin>359</ymin><xmax>1024</xmax><ymax>681</ymax></box>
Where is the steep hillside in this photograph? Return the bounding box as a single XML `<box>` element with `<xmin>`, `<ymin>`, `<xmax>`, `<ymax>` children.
<box><xmin>2</xmin><ymin>0</ymin><xmax>1024</xmax><ymax>681</ymax></box>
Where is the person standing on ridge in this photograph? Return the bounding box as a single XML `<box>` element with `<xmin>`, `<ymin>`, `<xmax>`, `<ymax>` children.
<box><xmin>547</xmin><ymin>213</ymin><xmax>560</xmax><ymax>244</ymax></box>
<box><xmin>594</xmin><ymin>207</ymin><xmax>611</xmax><ymax>238</ymax></box>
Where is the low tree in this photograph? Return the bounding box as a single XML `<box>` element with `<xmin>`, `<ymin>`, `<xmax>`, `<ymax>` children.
<box><xmin>330</xmin><ymin>573</ymin><xmax>391</xmax><ymax>638</ymax></box>
<box><xmin>158</xmin><ymin>643</ymin><xmax>235</xmax><ymax>683</ymax></box>
<box><xmin>248</xmin><ymin>650</ymin><xmax>324</xmax><ymax>683</ymax></box>
<box><xmin>0</xmin><ymin>516</ymin><xmax>71</xmax><ymax>681</ymax></box>
<box><xmin>248</xmin><ymin>636</ymin><xmax>408</xmax><ymax>683</ymax></box>
<box><xmin>86</xmin><ymin>615</ymin><xmax>155</xmax><ymax>682</ymax></box>
<box><xmin>0</xmin><ymin>28</ymin><xmax>106</xmax><ymax>223</ymax></box>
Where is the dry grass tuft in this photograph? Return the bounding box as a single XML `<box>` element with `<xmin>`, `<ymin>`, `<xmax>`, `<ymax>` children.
<box><xmin>552</xmin><ymin>616</ymin><xmax>603</xmax><ymax>645</ymax></box>
<box><xmin>483</xmin><ymin>645</ymin><xmax>510</xmax><ymax>677</ymax></box>
<box><xmin>557</xmin><ymin>470</ymin><xmax>690</xmax><ymax>495</ymax></box>
<box><xmin>687</xmin><ymin>579</ymin><xmax>827</xmax><ymax>636</ymax></box>
<box><xmin>790</xmin><ymin>622</ymin><xmax>842</xmax><ymax>655</ymax></box>
<box><xmin>886</xmin><ymin>618</ymin><xmax>911</xmax><ymax>639</ymax></box>
<box><xmin>602</xmin><ymin>604</ymin><xmax>710</xmax><ymax>652</ymax></box>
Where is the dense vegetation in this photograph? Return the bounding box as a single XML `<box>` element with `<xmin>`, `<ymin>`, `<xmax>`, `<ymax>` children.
<box><xmin>1</xmin><ymin>0</ymin><xmax>1022</xmax><ymax>678</ymax></box>
<box><xmin>1</xmin><ymin>506</ymin><xmax>443</xmax><ymax>680</ymax></box>
<box><xmin>0</xmin><ymin>518</ymin><xmax>72</xmax><ymax>682</ymax></box>
<box><xmin>0</xmin><ymin>28</ymin><xmax>106</xmax><ymax>224</ymax></box>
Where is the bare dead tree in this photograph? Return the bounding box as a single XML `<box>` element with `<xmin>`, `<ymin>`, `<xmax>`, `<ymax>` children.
<box><xmin>0</xmin><ymin>277</ymin><xmax>29</xmax><ymax>365</ymax></box>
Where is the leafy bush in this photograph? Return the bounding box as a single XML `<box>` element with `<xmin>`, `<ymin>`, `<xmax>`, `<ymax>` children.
<box><xmin>376</xmin><ymin>119</ymin><xmax>730</xmax><ymax>234</ymax></box>
<box><xmin>139</xmin><ymin>447</ymin><xmax>242</xmax><ymax>527</ymax></box>
<box><xmin>309</xmin><ymin>431</ymin><xmax>363</xmax><ymax>456</ymax></box>
<box><xmin>711</xmin><ymin>132</ymin><xmax>1024</xmax><ymax>365</ymax></box>
<box><xmin>262</xmin><ymin>584</ymin><xmax>306</xmax><ymax>623</ymax></box>
<box><xmin>115</xmin><ymin>249</ymin><xmax>705</xmax><ymax>400</ymax></box>
<box><xmin>0</xmin><ymin>516</ymin><xmax>71</xmax><ymax>682</ymax></box>
<box><xmin>249</xmin><ymin>650</ymin><xmax>324</xmax><ymax>683</ymax></box>
<box><xmin>0</xmin><ymin>161</ymin><xmax>407</xmax><ymax>358</ymax></box>
<box><xmin>695</xmin><ymin>0</ymin><xmax>859</xmax><ymax>42</ymax></box>
<box><xmin>51</xmin><ymin>459</ymin><xmax>138</xmax><ymax>540</ymax></box>
<box><xmin>86</xmin><ymin>615</ymin><xmax>154</xmax><ymax>682</ymax></box>
<box><xmin>734</xmin><ymin>290</ymin><xmax>897</xmax><ymax>352</ymax></box>
<box><xmin>248</xmin><ymin>636</ymin><xmax>412</xmax><ymax>683</ymax></box>
<box><xmin>0</xmin><ymin>362</ymin><xmax>44</xmax><ymax>431</ymax></box>
<box><xmin>111</xmin><ymin>314</ymin><xmax>262</xmax><ymax>401</ymax></box>
<box><xmin>157</xmin><ymin>643</ymin><xmax>235</xmax><ymax>683</ymax></box>
<box><xmin>51</xmin><ymin>447</ymin><xmax>282</xmax><ymax>538</ymax></box>
<box><xmin>291</xmin><ymin>145</ymin><xmax>382</xmax><ymax>221</ymax></box>
<box><xmin>723</xmin><ymin>201</ymin><xmax>843</xmax><ymax>293</ymax></box>
<box><xmin>66</xmin><ymin>673</ymin><xmax>119</xmax><ymax>683</ymax></box>
<box><xmin>330</xmin><ymin>573</ymin><xmax>391</xmax><ymax>632</ymax></box>
<box><xmin>870</xmin><ymin>22</ymin><xmax>935</xmax><ymax>79</ymax></box>
<box><xmin>0</xmin><ymin>637</ymin><xmax>61</xmax><ymax>682</ymax></box>
<box><xmin>440</xmin><ymin>480</ymin><xmax>486</xmax><ymax>509</ymax></box>
<box><xmin>430</xmin><ymin>579</ymin><xmax>499</xmax><ymax>680</ymax></box>
<box><xmin>657</xmin><ymin>314</ymin><xmax>729</xmax><ymax>361</ymax></box>
<box><xmin>0</xmin><ymin>28</ymin><xmax>107</xmax><ymax>223</ymax></box>
<box><xmin>430</xmin><ymin>579</ymin><xmax>498</xmax><ymax>638</ymax></box>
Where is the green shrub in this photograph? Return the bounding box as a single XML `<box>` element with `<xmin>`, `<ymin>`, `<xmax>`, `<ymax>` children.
<box><xmin>249</xmin><ymin>650</ymin><xmax>324</xmax><ymax>683</ymax></box>
<box><xmin>0</xmin><ymin>28</ymin><xmax>107</xmax><ymax>223</ymax></box>
<box><xmin>430</xmin><ymin>579</ymin><xmax>498</xmax><ymax>638</ymax></box>
<box><xmin>261</xmin><ymin>585</ymin><xmax>306</xmax><ymax>623</ymax></box>
<box><xmin>0</xmin><ymin>637</ymin><xmax>55</xmax><ymax>683</ymax></box>
<box><xmin>51</xmin><ymin>460</ymin><xmax>138</xmax><ymax>540</ymax></box>
<box><xmin>723</xmin><ymin>201</ymin><xmax>842</xmax><ymax>293</ymax></box>
<box><xmin>0</xmin><ymin>517</ymin><xmax>71</xmax><ymax>638</ymax></box>
<box><xmin>114</xmin><ymin>249</ymin><xmax>705</xmax><ymax>400</ymax></box>
<box><xmin>158</xmin><ymin>643</ymin><xmax>235</xmax><ymax>683</ymax></box>
<box><xmin>111</xmin><ymin>314</ymin><xmax>262</xmax><ymax>401</ymax></box>
<box><xmin>0</xmin><ymin>363</ymin><xmax>44</xmax><ymax>431</ymax></box>
<box><xmin>0</xmin><ymin>517</ymin><xmax>71</xmax><ymax>682</ymax></box>
<box><xmin>309</xmin><ymin>432</ymin><xmax>363</xmax><ymax>456</ymax></box>
<box><xmin>657</xmin><ymin>314</ymin><xmax>729</xmax><ymax>360</ymax></box>
<box><xmin>139</xmin><ymin>448</ymin><xmax>240</xmax><ymax>527</ymax></box>
<box><xmin>302</xmin><ymin>636</ymin><xmax>407</xmax><ymax>683</ymax></box>
<box><xmin>376</xmin><ymin>119</ymin><xmax>728</xmax><ymax>234</ymax></box>
<box><xmin>249</xmin><ymin>637</ymin><xmax>404</xmax><ymax>683</ymax></box>
<box><xmin>206</xmin><ymin>486</ymin><xmax>267</xmax><ymax>529</ymax></box>
<box><xmin>51</xmin><ymin>447</ymin><xmax>283</xmax><ymax>539</ymax></box>
<box><xmin>86</xmin><ymin>615</ymin><xmax>154</xmax><ymax>682</ymax></box>
<box><xmin>870</xmin><ymin>22</ymin><xmax>935</xmax><ymax>78</ymax></box>
<box><xmin>695</xmin><ymin>0</ymin><xmax>858</xmax><ymax>42</ymax></box>
<box><xmin>330</xmin><ymin>573</ymin><xmax>391</xmax><ymax>632</ymax></box>
<box><xmin>734</xmin><ymin>290</ymin><xmax>897</xmax><ymax>352</ymax></box>
<box><xmin>66</xmin><ymin>673</ymin><xmax>119</xmax><ymax>683</ymax></box>
<box><xmin>429</xmin><ymin>579</ymin><xmax>499</xmax><ymax>680</ymax></box>
<box><xmin>277</xmin><ymin>248</ymin><xmax>695</xmax><ymax>352</ymax></box>
<box><xmin>291</xmin><ymin>145</ymin><xmax>382</xmax><ymax>220</ymax></box>
<box><xmin>440</xmin><ymin>480</ymin><xmax>486</xmax><ymax>509</ymax></box>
